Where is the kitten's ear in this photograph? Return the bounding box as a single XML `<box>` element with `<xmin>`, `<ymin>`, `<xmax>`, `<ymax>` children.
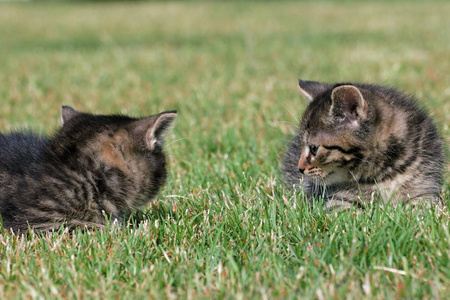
<box><xmin>132</xmin><ymin>111</ymin><xmax>177</xmax><ymax>150</ymax></box>
<box><xmin>61</xmin><ymin>106</ymin><xmax>81</xmax><ymax>125</ymax></box>
<box><xmin>298</xmin><ymin>79</ymin><xmax>332</xmax><ymax>102</ymax></box>
<box><xmin>330</xmin><ymin>85</ymin><xmax>368</xmax><ymax>126</ymax></box>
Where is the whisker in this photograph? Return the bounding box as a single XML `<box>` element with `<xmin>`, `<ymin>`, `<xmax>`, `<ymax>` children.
<box><xmin>165</xmin><ymin>137</ymin><xmax>188</xmax><ymax>148</ymax></box>
<box><xmin>354</xmin><ymin>157</ymin><xmax>373</xmax><ymax>165</ymax></box>
<box><xmin>275</xmin><ymin>120</ymin><xmax>300</xmax><ymax>127</ymax></box>
<box><xmin>282</xmin><ymin>104</ymin><xmax>300</xmax><ymax>124</ymax></box>
<box><xmin>348</xmin><ymin>170</ymin><xmax>359</xmax><ymax>183</ymax></box>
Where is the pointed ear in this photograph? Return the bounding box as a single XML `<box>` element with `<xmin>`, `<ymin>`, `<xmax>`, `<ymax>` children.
<box><xmin>298</xmin><ymin>79</ymin><xmax>332</xmax><ymax>102</ymax></box>
<box><xmin>330</xmin><ymin>85</ymin><xmax>368</xmax><ymax>126</ymax></box>
<box><xmin>61</xmin><ymin>106</ymin><xmax>81</xmax><ymax>125</ymax></box>
<box><xmin>132</xmin><ymin>111</ymin><xmax>177</xmax><ymax>150</ymax></box>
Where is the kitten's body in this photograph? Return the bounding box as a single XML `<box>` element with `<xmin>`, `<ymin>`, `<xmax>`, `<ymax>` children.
<box><xmin>0</xmin><ymin>107</ymin><xmax>177</xmax><ymax>231</ymax></box>
<box><xmin>283</xmin><ymin>81</ymin><xmax>444</xmax><ymax>209</ymax></box>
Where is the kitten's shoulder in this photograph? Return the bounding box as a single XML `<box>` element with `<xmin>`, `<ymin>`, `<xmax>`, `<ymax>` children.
<box><xmin>0</xmin><ymin>132</ymin><xmax>49</xmax><ymax>174</ymax></box>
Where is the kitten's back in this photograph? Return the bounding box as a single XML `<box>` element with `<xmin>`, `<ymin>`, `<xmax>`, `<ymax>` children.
<box><xmin>0</xmin><ymin>132</ymin><xmax>48</xmax><ymax>175</ymax></box>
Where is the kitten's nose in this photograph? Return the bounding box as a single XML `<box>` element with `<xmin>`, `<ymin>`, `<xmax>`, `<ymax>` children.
<box><xmin>298</xmin><ymin>157</ymin><xmax>307</xmax><ymax>174</ymax></box>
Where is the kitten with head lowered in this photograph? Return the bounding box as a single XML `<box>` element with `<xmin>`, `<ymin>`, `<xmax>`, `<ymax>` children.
<box><xmin>283</xmin><ymin>80</ymin><xmax>444</xmax><ymax>210</ymax></box>
<box><xmin>0</xmin><ymin>106</ymin><xmax>177</xmax><ymax>232</ymax></box>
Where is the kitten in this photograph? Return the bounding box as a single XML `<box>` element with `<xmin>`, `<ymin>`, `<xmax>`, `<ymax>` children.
<box><xmin>0</xmin><ymin>106</ymin><xmax>177</xmax><ymax>231</ymax></box>
<box><xmin>283</xmin><ymin>80</ymin><xmax>444</xmax><ymax>209</ymax></box>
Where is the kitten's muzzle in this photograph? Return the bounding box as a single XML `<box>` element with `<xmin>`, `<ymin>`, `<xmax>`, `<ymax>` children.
<box><xmin>298</xmin><ymin>156</ymin><xmax>309</xmax><ymax>174</ymax></box>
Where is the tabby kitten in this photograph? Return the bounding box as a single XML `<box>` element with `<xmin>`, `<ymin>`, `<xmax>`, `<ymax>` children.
<box><xmin>283</xmin><ymin>80</ymin><xmax>444</xmax><ymax>209</ymax></box>
<box><xmin>0</xmin><ymin>106</ymin><xmax>177</xmax><ymax>231</ymax></box>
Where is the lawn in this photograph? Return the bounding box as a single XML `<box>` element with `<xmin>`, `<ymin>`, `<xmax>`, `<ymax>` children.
<box><xmin>0</xmin><ymin>0</ymin><xmax>449</xmax><ymax>298</ymax></box>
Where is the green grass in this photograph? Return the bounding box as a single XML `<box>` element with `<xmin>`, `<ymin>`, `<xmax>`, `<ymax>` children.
<box><xmin>0</xmin><ymin>1</ymin><xmax>449</xmax><ymax>298</ymax></box>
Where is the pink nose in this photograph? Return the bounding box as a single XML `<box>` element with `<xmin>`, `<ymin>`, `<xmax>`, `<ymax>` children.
<box><xmin>298</xmin><ymin>157</ymin><xmax>309</xmax><ymax>174</ymax></box>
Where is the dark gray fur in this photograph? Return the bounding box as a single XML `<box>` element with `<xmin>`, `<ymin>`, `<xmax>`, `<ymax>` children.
<box><xmin>0</xmin><ymin>107</ymin><xmax>177</xmax><ymax>231</ymax></box>
<box><xmin>283</xmin><ymin>80</ymin><xmax>445</xmax><ymax>209</ymax></box>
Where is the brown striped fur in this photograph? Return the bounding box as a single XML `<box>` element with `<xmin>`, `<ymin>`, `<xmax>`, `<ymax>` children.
<box><xmin>0</xmin><ymin>106</ymin><xmax>177</xmax><ymax>231</ymax></box>
<box><xmin>283</xmin><ymin>80</ymin><xmax>445</xmax><ymax>209</ymax></box>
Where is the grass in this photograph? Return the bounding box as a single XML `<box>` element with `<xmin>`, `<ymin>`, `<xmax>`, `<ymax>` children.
<box><xmin>0</xmin><ymin>1</ymin><xmax>449</xmax><ymax>298</ymax></box>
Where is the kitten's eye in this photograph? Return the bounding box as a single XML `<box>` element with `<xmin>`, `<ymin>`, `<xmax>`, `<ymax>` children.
<box><xmin>309</xmin><ymin>145</ymin><xmax>319</xmax><ymax>156</ymax></box>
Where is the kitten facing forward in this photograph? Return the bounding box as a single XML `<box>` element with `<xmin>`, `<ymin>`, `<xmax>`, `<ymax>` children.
<box><xmin>0</xmin><ymin>106</ymin><xmax>177</xmax><ymax>231</ymax></box>
<box><xmin>283</xmin><ymin>80</ymin><xmax>444</xmax><ymax>209</ymax></box>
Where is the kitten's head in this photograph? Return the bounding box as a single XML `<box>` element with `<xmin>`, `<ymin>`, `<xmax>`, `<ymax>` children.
<box><xmin>296</xmin><ymin>80</ymin><xmax>371</xmax><ymax>184</ymax></box>
<box><xmin>56</xmin><ymin>106</ymin><xmax>177</xmax><ymax>209</ymax></box>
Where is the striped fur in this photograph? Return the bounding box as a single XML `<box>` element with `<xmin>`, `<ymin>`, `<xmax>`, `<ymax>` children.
<box><xmin>0</xmin><ymin>106</ymin><xmax>177</xmax><ymax>232</ymax></box>
<box><xmin>283</xmin><ymin>80</ymin><xmax>445</xmax><ymax>209</ymax></box>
